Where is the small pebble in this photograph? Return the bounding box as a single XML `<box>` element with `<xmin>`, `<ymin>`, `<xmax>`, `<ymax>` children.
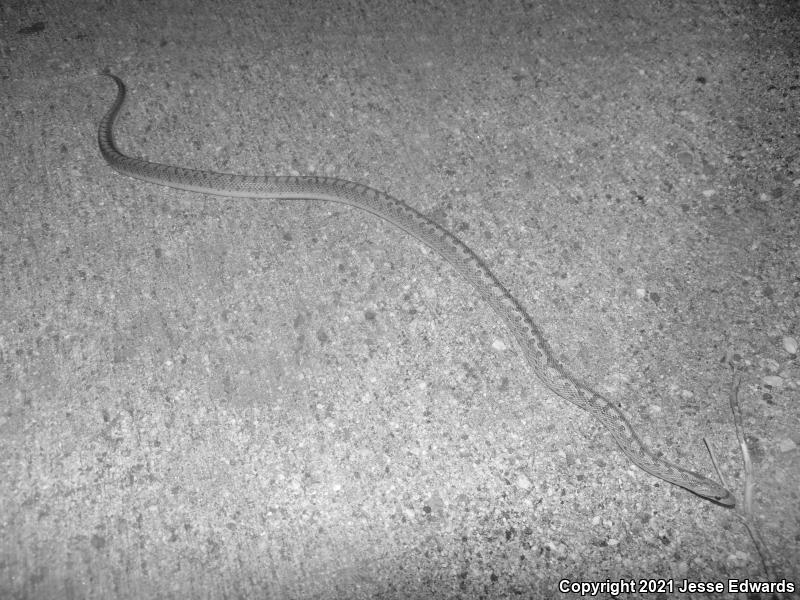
<box><xmin>676</xmin><ymin>151</ymin><xmax>694</xmax><ymax>167</ymax></box>
<box><xmin>762</xmin><ymin>375</ymin><xmax>783</xmax><ymax>388</ymax></box>
<box><xmin>492</xmin><ymin>339</ymin><xmax>507</xmax><ymax>352</ymax></box>
<box><xmin>783</xmin><ymin>335</ymin><xmax>798</xmax><ymax>355</ymax></box>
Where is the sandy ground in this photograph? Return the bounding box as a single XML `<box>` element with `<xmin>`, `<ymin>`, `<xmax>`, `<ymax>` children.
<box><xmin>1</xmin><ymin>1</ymin><xmax>798</xmax><ymax>598</ymax></box>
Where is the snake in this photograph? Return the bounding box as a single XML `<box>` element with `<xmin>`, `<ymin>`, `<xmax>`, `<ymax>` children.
<box><xmin>98</xmin><ymin>73</ymin><xmax>735</xmax><ymax>506</ymax></box>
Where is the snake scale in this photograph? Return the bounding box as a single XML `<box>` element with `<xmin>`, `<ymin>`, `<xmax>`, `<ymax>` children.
<box><xmin>98</xmin><ymin>73</ymin><xmax>734</xmax><ymax>506</ymax></box>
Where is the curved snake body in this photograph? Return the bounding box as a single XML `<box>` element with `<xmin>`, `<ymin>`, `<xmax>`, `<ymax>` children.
<box><xmin>98</xmin><ymin>73</ymin><xmax>734</xmax><ymax>506</ymax></box>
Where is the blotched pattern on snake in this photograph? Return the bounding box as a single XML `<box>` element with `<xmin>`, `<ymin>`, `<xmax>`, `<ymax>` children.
<box><xmin>98</xmin><ymin>73</ymin><xmax>734</xmax><ymax>506</ymax></box>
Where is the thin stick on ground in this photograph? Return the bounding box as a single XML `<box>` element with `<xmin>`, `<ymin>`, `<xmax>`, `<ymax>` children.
<box><xmin>728</xmin><ymin>364</ymin><xmax>776</xmax><ymax>583</ymax></box>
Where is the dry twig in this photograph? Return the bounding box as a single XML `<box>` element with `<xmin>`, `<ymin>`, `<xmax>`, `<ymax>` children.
<box><xmin>727</xmin><ymin>364</ymin><xmax>777</xmax><ymax>585</ymax></box>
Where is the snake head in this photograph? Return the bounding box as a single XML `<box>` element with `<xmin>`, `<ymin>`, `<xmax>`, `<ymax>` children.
<box><xmin>712</xmin><ymin>490</ymin><xmax>736</xmax><ymax>507</ymax></box>
<box><xmin>699</xmin><ymin>483</ymin><xmax>735</xmax><ymax>507</ymax></box>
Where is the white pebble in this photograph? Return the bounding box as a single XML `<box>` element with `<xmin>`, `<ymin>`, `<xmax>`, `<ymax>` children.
<box><xmin>492</xmin><ymin>339</ymin><xmax>507</xmax><ymax>352</ymax></box>
<box><xmin>783</xmin><ymin>335</ymin><xmax>798</xmax><ymax>355</ymax></box>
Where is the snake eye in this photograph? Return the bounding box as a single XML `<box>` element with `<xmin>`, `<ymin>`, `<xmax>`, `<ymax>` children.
<box><xmin>714</xmin><ymin>491</ymin><xmax>735</xmax><ymax>507</ymax></box>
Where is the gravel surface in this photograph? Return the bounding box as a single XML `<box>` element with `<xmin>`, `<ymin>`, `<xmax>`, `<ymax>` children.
<box><xmin>2</xmin><ymin>1</ymin><xmax>798</xmax><ymax>598</ymax></box>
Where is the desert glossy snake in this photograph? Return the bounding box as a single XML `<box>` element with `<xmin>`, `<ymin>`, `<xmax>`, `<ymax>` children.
<box><xmin>98</xmin><ymin>73</ymin><xmax>734</xmax><ymax>506</ymax></box>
